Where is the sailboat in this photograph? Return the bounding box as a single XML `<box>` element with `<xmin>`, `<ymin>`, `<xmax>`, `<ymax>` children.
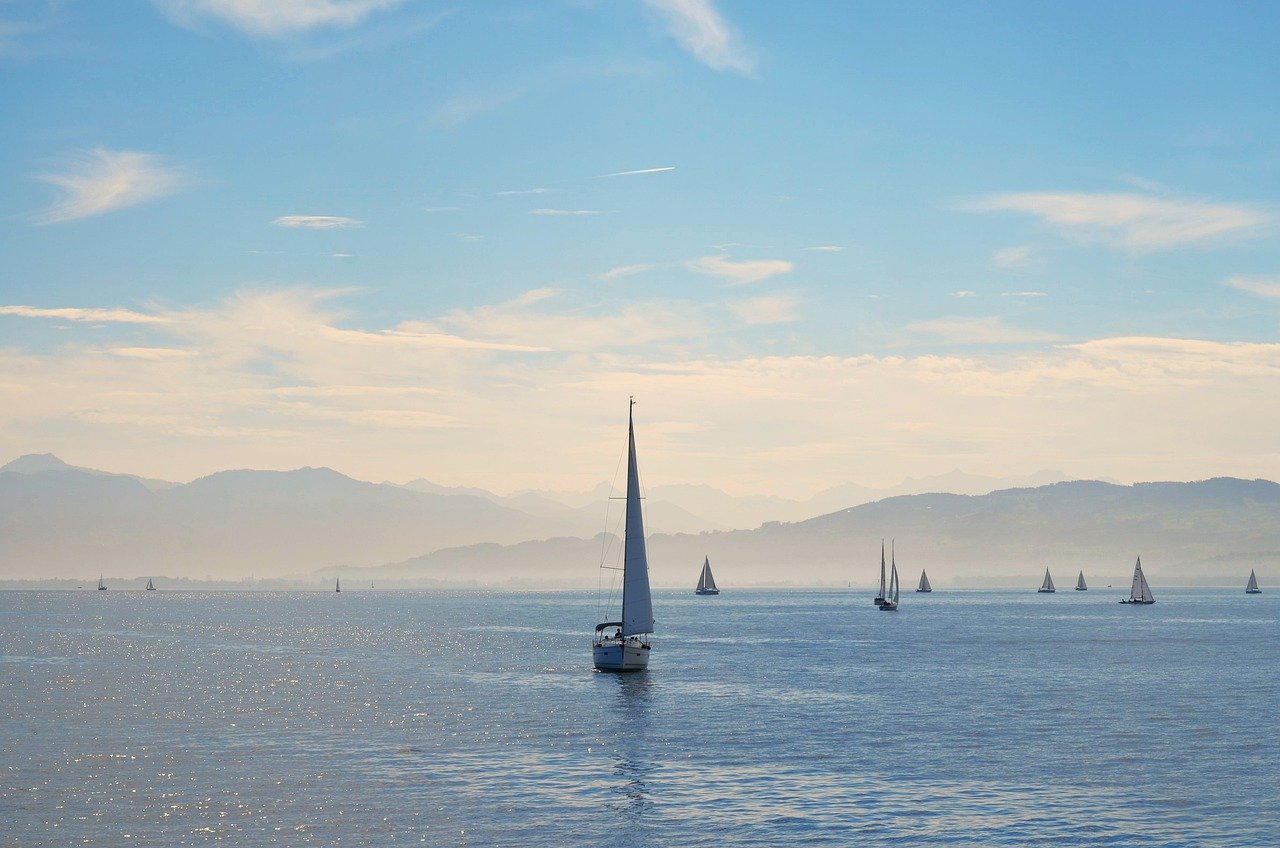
<box><xmin>1119</xmin><ymin>556</ymin><xmax>1155</xmax><ymax>604</ymax></box>
<box><xmin>146</xmin><ymin>578</ymin><xmax>156</xmax><ymax>591</ymax></box>
<box><xmin>1037</xmin><ymin>568</ymin><xmax>1056</xmax><ymax>593</ymax></box>
<box><xmin>1245</xmin><ymin>569</ymin><xmax>1261</xmax><ymax>594</ymax></box>
<box><xmin>694</xmin><ymin>556</ymin><xmax>719</xmax><ymax>595</ymax></box>
<box><xmin>873</xmin><ymin>540</ymin><xmax>887</xmax><ymax>606</ymax></box>
<box><xmin>916</xmin><ymin>569</ymin><xmax>932</xmax><ymax>593</ymax></box>
<box><xmin>335</xmin><ymin>578</ymin><xmax>341</xmax><ymax>593</ymax></box>
<box><xmin>97</xmin><ymin>576</ymin><xmax>107</xmax><ymax>591</ymax></box>
<box><xmin>879</xmin><ymin>543</ymin><xmax>900</xmax><ymax>611</ymax></box>
<box><xmin>1075</xmin><ymin>571</ymin><xmax>1087</xmax><ymax>591</ymax></box>
<box><xmin>593</xmin><ymin>399</ymin><xmax>654</xmax><ymax>672</ymax></box>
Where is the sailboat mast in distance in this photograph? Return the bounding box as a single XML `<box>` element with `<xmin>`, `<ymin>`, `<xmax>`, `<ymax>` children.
<box><xmin>1245</xmin><ymin>569</ymin><xmax>1261</xmax><ymax>594</ymax></box>
<box><xmin>695</xmin><ymin>556</ymin><xmax>720</xmax><ymax>595</ymax></box>
<box><xmin>917</xmin><ymin>569</ymin><xmax>932</xmax><ymax>593</ymax></box>
<box><xmin>1038</xmin><ymin>568</ymin><xmax>1056</xmax><ymax>593</ymax></box>
<box><xmin>1075</xmin><ymin>571</ymin><xmax>1087</xmax><ymax>591</ymax></box>
<box><xmin>1120</xmin><ymin>556</ymin><xmax>1156</xmax><ymax>604</ymax></box>
<box><xmin>874</xmin><ymin>540</ymin><xmax>886</xmax><ymax>606</ymax></box>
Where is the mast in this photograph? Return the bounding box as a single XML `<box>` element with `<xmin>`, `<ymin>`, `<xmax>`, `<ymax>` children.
<box><xmin>620</xmin><ymin>399</ymin><xmax>654</xmax><ymax>636</ymax></box>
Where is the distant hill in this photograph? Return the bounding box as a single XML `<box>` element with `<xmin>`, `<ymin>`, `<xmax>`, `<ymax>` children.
<box><xmin>1</xmin><ymin>453</ymin><xmax>178</xmax><ymax>491</ymax></box>
<box><xmin>323</xmin><ymin>478</ymin><xmax>1280</xmax><ymax>589</ymax></box>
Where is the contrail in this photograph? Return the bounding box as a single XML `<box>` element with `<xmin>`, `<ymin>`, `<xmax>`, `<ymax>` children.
<box><xmin>596</xmin><ymin>166</ymin><xmax>676</xmax><ymax>178</ymax></box>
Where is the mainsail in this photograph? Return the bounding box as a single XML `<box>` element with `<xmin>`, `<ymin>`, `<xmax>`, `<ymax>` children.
<box><xmin>696</xmin><ymin>557</ymin><xmax>718</xmax><ymax>592</ymax></box>
<box><xmin>1040</xmin><ymin>569</ymin><xmax>1055</xmax><ymax>592</ymax></box>
<box><xmin>1076</xmin><ymin>571</ymin><xmax>1087</xmax><ymax>591</ymax></box>
<box><xmin>1129</xmin><ymin>557</ymin><xmax>1154</xmax><ymax>603</ymax></box>
<box><xmin>1246</xmin><ymin>569</ymin><xmax>1260</xmax><ymax>593</ymax></box>
<box><xmin>889</xmin><ymin>555</ymin><xmax>900</xmax><ymax>605</ymax></box>
<box><xmin>917</xmin><ymin>569</ymin><xmax>931</xmax><ymax>592</ymax></box>
<box><xmin>620</xmin><ymin>404</ymin><xmax>654</xmax><ymax>637</ymax></box>
<box><xmin>876</xmin><ymin>541</ymin><xmax>887</xmax><ymax>602</ymax></box>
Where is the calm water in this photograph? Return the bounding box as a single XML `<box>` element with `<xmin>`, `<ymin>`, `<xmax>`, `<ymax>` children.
<box><xmin>2</xmin><ymin>587</ymin><xmax>1277</xmax><ymax>846</ymax></box>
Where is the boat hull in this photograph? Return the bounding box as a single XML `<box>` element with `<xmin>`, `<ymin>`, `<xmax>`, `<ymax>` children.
<box><xmin>694</xmin><ymin>588</ymin><xmax>719</xmax><ymax>595</ymax></box>
<box><xmin>1037</xmin><ymin>589</ymin><xmax>1055</xmax><ymax>593</ymax></box>
<box><xmin>1246</xmin><ymin>589</ymin><xmax>1262</xmax><ymax>594</ymax></box>
<box><xmin>916</xmin><ymin>589</ymin><xmax>931</xmax><ymax>593</ymax></box>
<box><xmin>1119</xmin><ymin>599</ymin><xmax>1155</xmax><ymax>605</ymax></box>
<box><xmin>593</xmin><ymin>641</ymin><xmax>650</xmax><ymax>672</ymax></box>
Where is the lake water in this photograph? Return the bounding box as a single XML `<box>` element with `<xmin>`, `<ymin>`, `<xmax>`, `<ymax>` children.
<box><xmin>2</xmin><ymin>587</ymin><xmax>1277</xmax><ymax>846</ymax></box>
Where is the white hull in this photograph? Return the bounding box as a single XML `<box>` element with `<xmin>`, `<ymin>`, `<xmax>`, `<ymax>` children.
<box><xmin>593</xmin><ymin>641</ymin><xmax>650</xmax><ymax>672</ymax></box>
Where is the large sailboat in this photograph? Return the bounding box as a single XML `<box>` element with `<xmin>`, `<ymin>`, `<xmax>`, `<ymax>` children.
<box><xmin>695</xmin><ymin>556</ymin><xmax>719</xmax><ymax>595</ymax></box>
<box><xmin>1245</xmin><ymin>570</ymin><xmax>1261</xmax><ymax>594</ymax></box>
<box><xmin>1075</xmin><ymin>571</ymin><xmax>1087</xmax><ymax>591</ymax></box>
<box><xmin>1037</xmin><ymin>569</ymin><xmax>1056</xmax><ymax>593</ymax></box>
<box><xmin>879</xmin><ymin>544</ymin><xmax>900</xmax><ymax>611</ymax></box>
<box><xmin>916</xmin><ymin>569</ymin><xmax>932</xmax><ymax>593</ymax></box>
<box><xmin>593</xmin><ymin>400</ymin><xmax>654</xmax><ymax>672</ymax></box>
<box><xmin>1120</xmin><ymin>556</ymin><xmax>1155</xmax><ymax>604</ymax></box>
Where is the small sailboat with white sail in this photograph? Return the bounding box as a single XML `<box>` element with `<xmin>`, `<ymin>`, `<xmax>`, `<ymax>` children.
<box><xmin>879</xmin><ymin>544</ymin><xmax>900</xmax><ymax>611</ymax></box>
<box><xmin>1037</xmin><ymin>569</ymin><xmax>1056</xmax><ymax>593</ymax></box>
<box><xmin>916</xmin><ymin>569</ymin><xmax>931</xmax><ymax>593</ymax></box>
<box><xmin>593</xmin><ymin>400</ymin><xmax>654</xmax><ymax>672</ymax></box>
<box><xmin>694</xmin><ymin>556</ymin><xmax>719</xmax><ymax>595</ymax></box>
<box><xmin>1075</xmin><ymin>571</ymin><xmax>1087</xmax><ymax>591</ymax></box>
<box><xmin>146</xmin><ymin>578</ymin><xmax>156</xmax><ymax>591</ymax></box>
<box><xmin>1119</xmin><ymin>556</ymin><xmax>1155</xmax><ymax>604</ymax></box>
<box><xmin>97</xmin><ymin>576</ymin><xmax>107</xmax><ymax>591</ymax></box>
<box><xmin>1245</xmin><ymin>569</ymin><xmax>1261</xmax><ymax>594</ymax></box>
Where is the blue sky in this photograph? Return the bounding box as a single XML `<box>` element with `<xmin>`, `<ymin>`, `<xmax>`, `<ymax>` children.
<box><xmin>2</xmin><ymin>1</ymin><xmax>1279</xmax><ymax>494</ymax></box>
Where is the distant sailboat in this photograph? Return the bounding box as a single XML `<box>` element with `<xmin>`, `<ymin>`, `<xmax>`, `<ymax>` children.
<box><xmin>1245</xmin><ymin>569</ymin><xmax>1261</xmax><ymax>594</ymax></box>
<box><xmin>1037</xmin><ymin>568</ymin><xmax>1056</xmax><ymax>593</ymax></box>
<box><xmin>593</xmin><ymin>399</ymin><xmax>654</xmax><ymax>672</ymax></box>
<box><xmin>146</xmin><ymin>578</ymin><xmax>156</xmax><ymax>591</ymax></box>
<box><xmin>1120</xmin><ymin>556</ymin><xmax>1155</xmax><ymax>604</ymax></box>
<box><xmin>916</xmin><ymin>569</ymin><xmax>931</xmax><ymax>593</ymax></box>
<box><xmin>874</xmin><ymin>540</ymin><xmax>887</xmax><ymax>606</ymax></box>
<box><xmin>1075</xmin><ymin>571</ymin><xmax>1087</xmax><ymax>591</ymax></box>
<box><xmin>879</xmin><ymin>543</ymin><xmax>900</xmax><ymax>611</ymax></box>
<box><xmin>694</xmin><ymin>556</ymin><xmax>719</xmax><ymax>595</ymax></box>
<box><xmin>335</xmin><ymin>578</ymin><xmax>341</xmax><ymax>593</ymax></box>
<box><xmin>97</xmin><ymin>576</ymin><xmax>107</xmax><ymax>591</ymax></box>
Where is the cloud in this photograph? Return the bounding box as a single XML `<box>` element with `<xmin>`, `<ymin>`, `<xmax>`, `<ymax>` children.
<box><xmin>1000</xmin><ymin>291</ymin><xmax>1048</xmax><ymax>298</ymax></box>
<box><xmin>992</xmin><ymin>245</ymin><xmax>1034</xmax><ymax>269</ymax></box>
<box><xmin>904</xmin><ymin>316</ymin><xmax>1062</xmax><ymax>346</ymax></box>
<box><xmin>1222</xmin><ymin>275</ymin><xmax>1280</xmax><ymax>298</ymax></box>
<box><xmin>152</xmin><ymin>0</ymin><xmax>407</xmax><ymax>36</ymax></box>
<box><xmin>596</xmin><ymin>166</ymin><xmax>676</xmax><ymax>178</ymax></box>
<box><xmin>108</xmin><ymin>347</ymin><xmax>195</xmax><ymax>359</ymax></box>
<box><xmin>970</xmin><ymin>191</ymin><xmax>1270</xmax><ymax>251</ymax></box>
<box><xmin>496</xmin><ymin>188</ymin><xmax>552</xmax><ymax>196</ymax></box>
<box><xmin>951</xmin><ymin>291</ymin><xmax>977</xmax><ymax>298</ymax></box>
<box><xmin>729</xmin><ymin>294</ymin><xmax>800</xmax><ymax>326</ymax></box>
<box><xmin>803</xmin><ymin>245</ymin><xmax>845</xmax><ymax>253</ymax></box>
<box><xmin>643</xmin><ymin>0</ymin><xmax>755</xmax><ymax>75</ymax></box>
<box><xmin>273</xmin><ymin>215</ymin><xmax>363</xmax><ymax>229</ymax></box>
<box><xmin>687</xmin><ymin>254</ymin><xmax>793</xmax><ymax>286</ymax></box>
<box><xmin>598</xmin><ymin>264</ymin><xmax>657</xmax><ymax>281</ymax></box>
<box><xmin>34</xmin><ymin>149</ymin><xmax>188</xmax><ymax>224</ymax></box>
<box><xmin>530</xmin><ymin>208</ymin><xmax>605</xmax><ymax>216</ymax></box>
<box><xmin>431</xmin><ymin>87</ymin><xmax>525</xmax><ymax>129</ymax></box>
<box><xmin>0</xmin><ymin>305</ymin><xmax>169</xmax><ymax>324</ymax></box>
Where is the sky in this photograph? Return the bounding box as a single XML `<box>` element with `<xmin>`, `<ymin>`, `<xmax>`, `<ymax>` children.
<box><xmin>2</xmin><ymin>0</ymin><xmax>1280</xmax><ymax>497</ymax></box>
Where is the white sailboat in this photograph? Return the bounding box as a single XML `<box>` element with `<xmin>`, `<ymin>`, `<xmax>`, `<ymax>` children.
<box><xmin>335</xmin><ymin>578</ymin><xmax>341</xmax><ymax>593</ymax></box>
<box><xmin>1075</xmin><ymin>571</ymin><xmax>1087</xmax><ymax>591</ymax></box>
<box><xmin>879</xmin><ymin>543</ymin><xmax>900</xmax><ymax>611</ymax></box>
<box><xmin>1119</xmin><ymin>556</ymin><xmax>1155</xmax><ymax>604</ymax></box>
<box><xmin>873</xmin><ymin>540</ymin><xmax>887</xmax><ymax>606</ymax></box>
<box><xmin>1037</xmin><ymin>568</ymin><xmax>1056</xmax><ymax>593</ymax></box>
<box><xmin>146</xmin><ymin>578</ymin><xmax>156</xmax><ymax>591</ymax></box>
<box><xmin>916</xmin><ymin>569</ymin><xmax>931</xmax><ymax>593</ymax></box>
<box><xmin>695</xmin><ymin>556</ymin><xmax>719</xmax><ymax>595</ymax></box>
<box><xmin>97</xmin><ymin>576</ymin><xmax>107</xmax><ymax>591</ymax></box>
<box><xmin>593</xmin><ymin>400</ymin><xmax>654</xmax><ymax>672</ymax></box>
<box><xmin>1245</xmin><ymin>569</ymin><xmax>1261</xmax><ymax>594</ymax></box>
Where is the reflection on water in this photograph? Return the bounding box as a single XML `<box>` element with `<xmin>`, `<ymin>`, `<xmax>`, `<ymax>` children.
<box><xmin>1</xmin><ymin>588</ymin><xmax>1277</xmax><ymax>847</ymax></box>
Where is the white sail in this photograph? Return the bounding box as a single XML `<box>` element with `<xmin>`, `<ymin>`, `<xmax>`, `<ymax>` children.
<box><xmin>696</xmin><ymin>557</ymin><xmax>717</xmax><ymax>592</ymax></box>
<box><xmin>620</xmin><ymin>404</ymin><xmax>654</xmax><ymax>636</ymax></box>
<box><xmin>1040</xmin><ymin>569</ymin><xmax>1055</xmax><ymax>592</ymax></box>
<box><xmin>1130</xmin><ymin>557</ymin><xmax>1154</xmax><ymax>603</ymax></box>
<box><xmin>1076</xmin><ymin>571</ymin><xmax>1087</xmax><ymax>591</ymax></box>
<box><xmin>1246</xmin><ymin>569</ymin><xmax>1259</xmax><ymax>592</ymax></box>
<box><xmin>918</xmin><ymin>570</ymin><xmax>931</xmax><ymax>592</ymax></box>
<box><xmin>878</xmin><ymin>541</ymin><xmax>886</xmax><ymax>600</ymax></box>
<box><xmin>889</xmin><ymin>557</ymin><xmax>900</xmax><ymax>604</ymax></box>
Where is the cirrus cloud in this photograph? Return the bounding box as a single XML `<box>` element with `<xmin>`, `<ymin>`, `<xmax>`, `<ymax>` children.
<box><xmin>152</xmin><ymin>0</ymin><xmax>407</xmax><ymax>37</ymax></box>
<box><xmin>34</xmin><ymin>149</ymin><xmax>189</xmax><ymax>224</ymax></box>
<box><xmin>273</xmin><ymin>215</ymin><xmax>364</xmax><ymax>229</ymax></box>
<box><xmin>643</xmin><ymin>0</ymin><xmax>756</xmax><ymax>75</ymax></box>
<box><xmin>687</xmin><ymin>254</ymin><xmax>793</xmax><ymax>286</ymax></box>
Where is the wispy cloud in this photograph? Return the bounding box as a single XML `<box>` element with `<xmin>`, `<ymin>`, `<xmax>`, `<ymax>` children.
<box><xmin>970</xmin><ymin>191</ymin><xmax>1270</xmax><ymax>251</ymax></box>
<box><xmin>687</xmin><ymin>254</ymin><xmax>793</xmax><ymax>286</ymax></box>
<box><xmin>1222</xmin><ymin>275</ymin><xmax>1280</xmax><ymax>298</ymax></box>
<box><xmin>496</xmin><ymin>188</ymin><xmax>552</xmax><ymax>196</ymax></box>
<box><xmin>34</xmin><ymin>149</ymin><xmax>188</xmax><ymax>224</ymax></box>
<box><xmin>598</xmin><ymin>264</ymin><xmax>657</xmax><ymax>281</ymax></box>
<box><xmin>273</xmin><ymin>215</ymin><xmax>364</xmax><ymax>229</ymax></box>
<box><xmin>596</xmin><ymin>166</ymin><xmax>675</xmax><ymax>178</ymax></box>
<box><xmin>992</xmin><ymin>245</ymin><xmax>1034</xmax><ymax>269</ymax></box>
<box><xmin>803</xmin><ymin>245</ymin><xmax>845</xmax><ymax>253</ymax></box>
<box><xmin>530</xmin><ymin>208</ymin><xmax>605</xmax><ymax>217</ymax></box>
<box><xmin>905</xmin><ymin>316</ymin><xmax>1061</xmax><ymax>345</ymax></box>
<box><xmin>729</xmin><ymin>294</ymin><xmax>800</xmax><ymax>326</ymax></box>
<box><xmin>431</xmin><ymin>86</ymin><xmax>525</xmax><ymax>129</ymax></box>
<box><xmin>0</xmin><ymin>305</ymin><xmax>169</xmax><ymax>324</ymax></box>
<box><xmin>643</xmin><ymin>0</ymin><xmax>755</xmax><ymax>75</ymax></box>
<box><xmin>1000</xmin><ymin>291</ymin><xmax>1048</xmax><ymax>298</ymax></box>
<box><xmin>152</xmin><ymin>0</ymin><xmax>408</xmax><ymax>37</ymax></box>
<box><xmin>951</xmin><ymin>291</ymin><xmax>977</xmax><ymax>298</ymax></box>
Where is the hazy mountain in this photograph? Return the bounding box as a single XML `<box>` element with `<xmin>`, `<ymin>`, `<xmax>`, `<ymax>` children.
<box><xmin>331</xmin><ymin>478</ymin><xmax>1280</xmax><ymax>589</ymax></box>
<box><xmin>1</xmin><ymin>453</ymin><xmax>179</xmax><ymax>492</ymax></box>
